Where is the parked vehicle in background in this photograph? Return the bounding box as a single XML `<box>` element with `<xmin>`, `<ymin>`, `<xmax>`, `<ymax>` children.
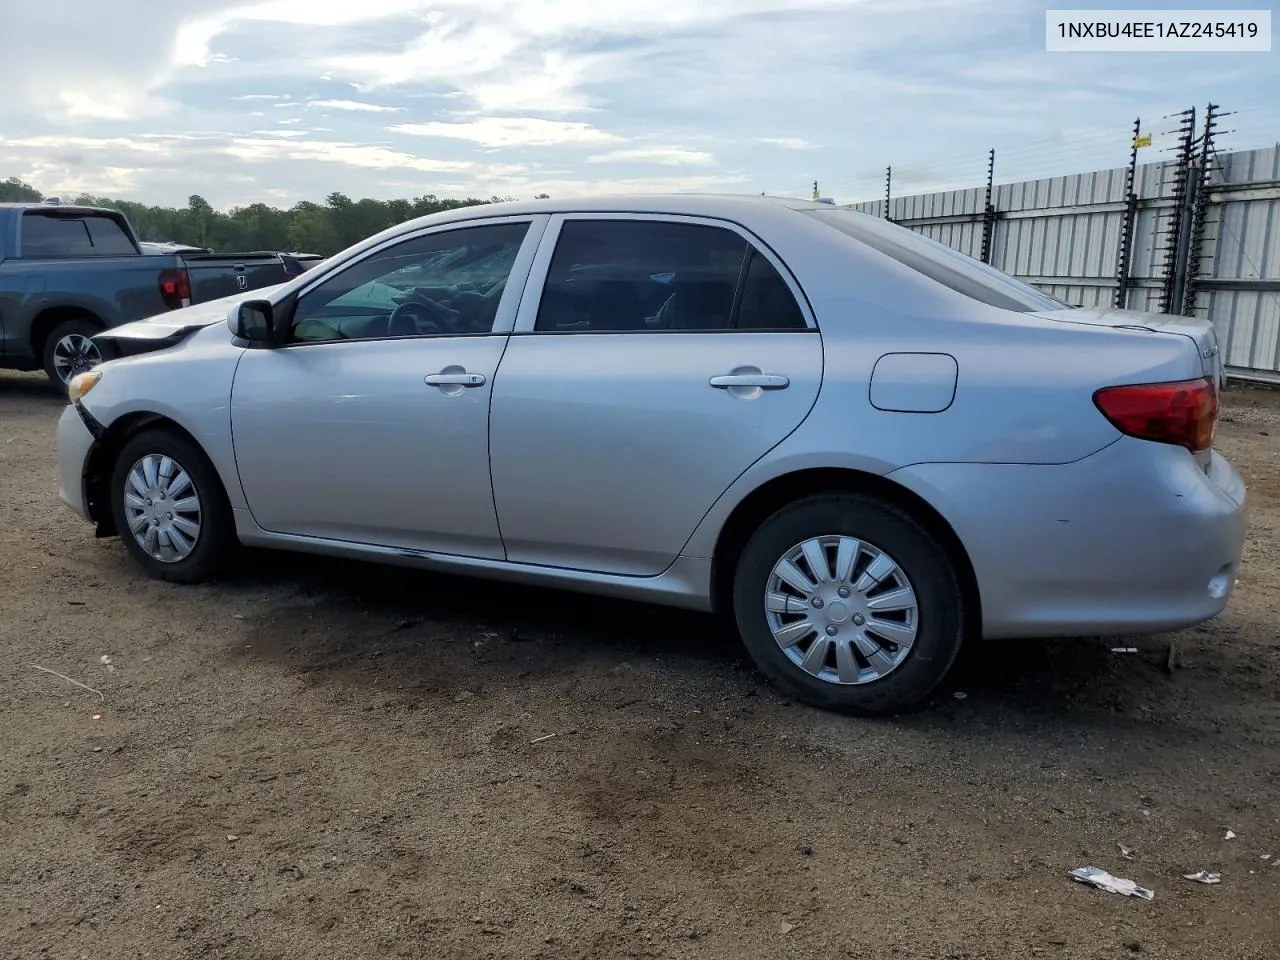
<box><xmin>139</xmin><ymin>241</ymin><xmax>212</xmax><ymax>255</ymax></box>
<box><xmin>55</xmin><ymin>195</ymin><xmax>1246</xmax><ymax>715</ymax></box>
<box><xmin>0</xmin><ymin>202</ymin><xmax>310</xmax><ymax>388</ymax></box>
<box><xmin>279</xmin><ymin>252</ymin><xmax>325</xmax><ymax>277</ymax></box>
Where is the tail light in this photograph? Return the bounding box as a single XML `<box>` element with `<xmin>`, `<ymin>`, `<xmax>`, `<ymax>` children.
<box><xmin>158</xmin><ymin>267</ymin><xmax>191</xmax><ymax>310</ymax></box>
<box><xmin>1093</xmin><ymin>376</ymin><xmax>1218</xmax><ymax>453</ymax></box>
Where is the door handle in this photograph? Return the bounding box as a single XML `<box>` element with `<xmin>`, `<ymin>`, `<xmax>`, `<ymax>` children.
<box><xmin>425</xmin><ymin>371</ymin><xmax>486</xmax><ymax>387</ymax></box>
<box><xmin>709</xmin><ymin>373</ymin><xmax>789</xmax><ymax>390</ymax></box>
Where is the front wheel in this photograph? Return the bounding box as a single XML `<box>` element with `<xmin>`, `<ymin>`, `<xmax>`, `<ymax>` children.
<box><xmin>109</xmin><ymin>429</ymin><xmax>236</xmax><ymax>583</ymax></box>
<box><xmin>732</xmin><ymin>493</ymin><xmax>967</xmax><ymax>715</ymax></box>
<box><xmin>42</xmin><ymin>318</ymin><xmax>103</xmax><ymax>390</ymax></box>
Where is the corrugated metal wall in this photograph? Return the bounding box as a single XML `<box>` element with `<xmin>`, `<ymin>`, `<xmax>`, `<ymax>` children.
<box><xmin>848</xmin><ymin>147</ymin><xmax>1280</xmax><ymax>378</ymax></box>
<box><xmin>1191</xmin><ymin>147</ymin><xmax>1280</xmax><ymax>377</ymax></box>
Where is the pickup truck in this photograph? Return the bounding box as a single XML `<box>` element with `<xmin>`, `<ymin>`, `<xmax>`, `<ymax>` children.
<box><xmin>0</xmin><ymin>202</ymin><xmax>310</xmax><ymax>388</ymax></box>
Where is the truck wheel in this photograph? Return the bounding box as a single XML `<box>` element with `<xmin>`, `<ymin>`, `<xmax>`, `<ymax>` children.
<box><xmin>731</xmin><ymin>493</ymin><xmax>968</xmax><ymax>716</ymax></box>
<box><xmin>42</xmin><ymin>318</ymin><xmax>103</xmax><ymax>390</ymax></box>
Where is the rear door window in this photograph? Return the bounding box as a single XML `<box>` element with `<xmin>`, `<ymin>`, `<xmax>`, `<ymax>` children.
<box><xmin>534</xmin><ymin>219</ymin><xmax>808</xmax><ymax>333</ymax></box>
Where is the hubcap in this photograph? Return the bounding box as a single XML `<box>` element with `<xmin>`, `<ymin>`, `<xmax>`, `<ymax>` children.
<box><xmin>53</xmin><ymin>334</ymin><xmax>102</xmax><ymax>383</ymax></box>
<box><xmin>122</xmin><ymin>454</ymin><xmax>202</xmax><ymax>563</ymax></box>
<box><xmin>764</xmin><ymin>535</ymin><xmax>919</xmax><ymax>685</ymax></box>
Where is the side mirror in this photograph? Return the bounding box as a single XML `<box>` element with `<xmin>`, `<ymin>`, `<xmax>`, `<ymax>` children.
<box><xmin>228</xmin><ymin>299</ymin><xmax>275</xmax><ymax>343</ymax></box>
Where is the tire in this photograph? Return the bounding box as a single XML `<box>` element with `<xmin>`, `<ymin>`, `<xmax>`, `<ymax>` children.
<box><xmin>731</xmin><ymin>493</ymin><xmax>967</xmax><ymax>716</ymax></box>
<box><xmin>42</xmin><ymin>317</ymin><xmax>104</xmax><ymax>390</ymax></box>
<box><xmin>109</xmin><ymin>428</ymin><xmax>236</xmax><ymax>584</ymax></box>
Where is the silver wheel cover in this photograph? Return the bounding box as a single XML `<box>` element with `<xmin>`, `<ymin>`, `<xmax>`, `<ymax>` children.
<box><xmin>122</xmin><ymin>454</ymin><xmax>203</xmax><ymax>563</ymax></box>
<box><xmin>765</xmin><ymin>535</ymin><xmax>919</xmax><ymax>685</ymax></box>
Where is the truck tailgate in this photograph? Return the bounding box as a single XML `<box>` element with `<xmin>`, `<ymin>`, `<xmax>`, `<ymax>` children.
<box><xmin>183</xmin><ymin>254</ymin><xmax>285</xmax><ymax>302</ymax></box>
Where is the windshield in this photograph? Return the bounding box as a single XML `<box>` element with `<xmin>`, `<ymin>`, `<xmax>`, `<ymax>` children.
<box><xmin>807</xmin><ymin>208</ymin><xmax>1071</xmax><ymax>313</ymax></box>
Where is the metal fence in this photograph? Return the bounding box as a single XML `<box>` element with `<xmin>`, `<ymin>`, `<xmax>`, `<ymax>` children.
<box><xmin>848</xmin><ymin>145</ymin><xmax>1280</xmax><ymax>382</ymax></box>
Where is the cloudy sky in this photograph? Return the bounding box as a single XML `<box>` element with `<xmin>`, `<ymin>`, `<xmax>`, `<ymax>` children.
<box><xmin>1</xmin><ymin>0</ymin><xmax>1277</xmax><ymax>209</ymax></box>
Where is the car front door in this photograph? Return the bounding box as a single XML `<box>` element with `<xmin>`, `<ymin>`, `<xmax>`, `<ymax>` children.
<box><xmin>488</xmin><ymin>214</ymin><xmax>824</xmax><ymax>576</ymax></box>
<box><xmin>230</xmin><ymin>216</ymin><xmax>546</xmax><ymax>558</ymax></box>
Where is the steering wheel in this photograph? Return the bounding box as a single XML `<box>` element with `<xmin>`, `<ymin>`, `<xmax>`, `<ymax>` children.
<box><xmin>387</xmin><ymin>293</ymin><xmax>456</xmax><ymax>337</ymax></box>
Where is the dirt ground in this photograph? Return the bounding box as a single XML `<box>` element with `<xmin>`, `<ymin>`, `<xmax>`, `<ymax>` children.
<box><xmin>2</xmin><ymin>372</ymin><xmax>1278</xmax><ymax>960</ymax></box>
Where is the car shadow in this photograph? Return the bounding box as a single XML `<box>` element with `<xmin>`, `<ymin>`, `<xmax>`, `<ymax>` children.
<box><xmin>0</xmin><ymin>370</ymin><xmax>63</xmax><ymax>401</ymax></box>
<box><xmin>219</xmin><ymin>546</ymin><xmax>1205</xmax><ymax>740</ymax></box>
<box><xmin>228</xmin><ymin>546</ymin><xmax>749</xmax><ymax>672</ymax></box>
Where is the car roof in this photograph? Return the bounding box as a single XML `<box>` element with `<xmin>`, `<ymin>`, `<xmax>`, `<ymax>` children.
<box><xmin>334</xmin><ymin>193</ymin><xmax>846</xmax><ymax>260</ymax></box>
<box><xmin>407</xmin><ymin>193</ymin><xmax>833</xmax><ymax>225</ymax></box>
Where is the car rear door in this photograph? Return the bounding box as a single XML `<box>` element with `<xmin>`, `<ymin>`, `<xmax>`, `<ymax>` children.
<box><xmin>488</xmin><ymin>214</ymin><xmax>824</xmax><ymax>576</ymax></box>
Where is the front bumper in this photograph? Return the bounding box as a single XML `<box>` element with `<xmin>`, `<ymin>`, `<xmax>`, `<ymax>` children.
<box><xmin>56</xmin><ymin>404</ymin><xmax>97</xmax><ymax>522</ymax></box>
<box><xmin>887</xmin><ymin>437</ymin><xmax>1247</xmax><ymax>639</ymax></box>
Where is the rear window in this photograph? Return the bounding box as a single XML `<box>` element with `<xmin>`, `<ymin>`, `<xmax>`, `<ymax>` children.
<box><xmin>534</xmin><ymin>219</ymin><xmax>808</xmax><ymax>333</ymax></box>
<box><xmin>807</xmin><ymin>208</ymin><xmax>1069</xmax><ymax>313</ymax></box>
<box><xmin>20</xmin><ymin>211</ymin><xmax>137</xmax><ymax>258</ymax></box>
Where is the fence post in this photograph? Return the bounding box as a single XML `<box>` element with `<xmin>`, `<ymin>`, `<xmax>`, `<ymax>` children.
<box><xmin>883</xmin><ymin>167</ymin><xmax>892</xmax><ymax>220</ymax></box>
<box><xmin>980</xmin><ymin>148</ymin><xmax>997</xmax><ymax>264</ymax></box>
<box><xmin>1158</xmin><ymin>107</ymin><xmax>1197</xmax><ymax>315</ymax></box>
<box><xmin>1114</xmin><ymin>119</ymin><xmax>1141</xmax><ymax>309</ymax></box>
<box><xmin>1181</xmin><ymin>103</ymin><xmax>1223</xmax><ymax>318</ymax></box>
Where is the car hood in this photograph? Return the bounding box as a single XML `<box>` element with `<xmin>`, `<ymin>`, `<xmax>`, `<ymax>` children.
<box><xmin>95</xmin><ymin>284</ymin><xmax>286</xmax><ymax>342</ymax></box>
<box><xmin>1031</xmin><ymin>305</ymin><xmax>1224</xmax><ymax>386</ymax></box>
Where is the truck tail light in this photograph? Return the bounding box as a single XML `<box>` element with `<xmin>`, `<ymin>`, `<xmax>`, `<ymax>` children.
<box><xmin>158</xmin><ymin>267</ymin><xmax>191</xmax><ymax>310</ymax></box>
<box><xmin>1093</xmin><ymin>376</ymin><xmax>1218</xmax><ymax>453</ymax></box>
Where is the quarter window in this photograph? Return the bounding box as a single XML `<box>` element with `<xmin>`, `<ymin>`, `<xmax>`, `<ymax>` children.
<box><xmin>534</xmin><ymin>219</ymin><xmax>806</xmax><ymax>333</ymax></box>
<box><xmin>287</xmin><ymin>221</ymin><xmax>530</xmax><ymax>343</ymax></box>
<box><xmin>737</xmin><ymin>251</ymin><xmax>808</xmax><ymax>330</ymax></box>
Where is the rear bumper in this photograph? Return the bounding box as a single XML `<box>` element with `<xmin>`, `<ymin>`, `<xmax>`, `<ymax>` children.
<box><xmin>56</xmin><ymin>404</ymin><xmax>97</xmax><ymax>522</ymax></box>
<box><xmin>887</xmin><ymin>438</ymin><xmax>1247</xmax><ymax>639</ymax></box>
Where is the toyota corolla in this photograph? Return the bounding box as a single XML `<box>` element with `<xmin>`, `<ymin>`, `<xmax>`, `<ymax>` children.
<box><xmin>56</xmin><ymin>195</ymin><xmax>1246</xmax><ymax>714</ymax></box>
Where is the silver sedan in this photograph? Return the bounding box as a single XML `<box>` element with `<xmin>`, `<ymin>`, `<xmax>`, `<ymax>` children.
<box><xmin>55</xmin><ymin>195</ymin><xmax>1247</xmax><ymax>714</ymax></box>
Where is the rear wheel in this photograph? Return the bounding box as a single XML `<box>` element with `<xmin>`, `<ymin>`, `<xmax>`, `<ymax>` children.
<box><xmin>42</xmin><ymin>317</ymin><xmax>103</xmax><ymax>390</ymax></box>
<box><xmin>109</xmin><ymin>429</ymin><xmax>235</xmax><ymax>583</ymax></box>
<box><xmin>732</xmin><ymin>493</ymin><xmax>967</xmax><ymax>715</ymax></box>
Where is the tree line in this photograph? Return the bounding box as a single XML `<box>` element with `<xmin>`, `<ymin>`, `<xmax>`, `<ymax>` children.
<box><xmin>1</xmin><ymin>176</ymin><xmax>546</xmax><ymax>255</ymax></box>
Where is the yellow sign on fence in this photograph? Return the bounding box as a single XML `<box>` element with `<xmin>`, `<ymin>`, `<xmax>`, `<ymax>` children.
<box><xmin>1134</xmin><ymin>133</ymin><xmax>1153</xmax><ymax>149</ymax></box>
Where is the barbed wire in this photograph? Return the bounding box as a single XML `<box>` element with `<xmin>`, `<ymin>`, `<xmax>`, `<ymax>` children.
<box><xmin>778</xmin><ymin>102</ymin><xmax>1277</xmax><ymax>205</ymax></box>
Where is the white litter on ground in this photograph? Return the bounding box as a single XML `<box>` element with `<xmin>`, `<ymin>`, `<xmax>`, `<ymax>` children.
<box><xmin>1069</xmin><ymin>867</ymin><xmax>1154</xmax><ymax>900</ymax></box>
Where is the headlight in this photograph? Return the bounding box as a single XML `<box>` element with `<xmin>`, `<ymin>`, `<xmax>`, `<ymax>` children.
<box><xmin>68</xmin><ymin>371</ymin><xmax>102</xmax><ymax>403</ymax></box>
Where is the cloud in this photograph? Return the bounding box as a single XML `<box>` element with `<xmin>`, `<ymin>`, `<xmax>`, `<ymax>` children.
<box><xmin>168</xmin><ymin>0</ymin><xmax>943</xmax><ymax>115</ymax></box>
<box><xmin>223</xmin><ymin>137</ymin><xmax>480</xmax><ymax>174</ymax></box>
<box><xmin>308</xmin><ymin>99</ymin><xmax>403</xmax><ymax>112</ymax></box>
<box><xmin>328</xmin><ymin>21</ymin><xmax>526</xmax><ymax>90</ymax></box>
<box><xmin>466</xmin><ymin>52</ymin><xmax>602</xmax><ymax>114</ymax></box>
<box><xmin>469</xmin><ymin>171</ymin><xmax>753</xmax><ymax>198</ymax></box>
<box><xmin>757</xmin><ymin>137</ymin><xmax>817</xmax><ymax>150</ymax></box>
<box><xmin>586</xmin><ymin>146</ymin><xmax>717</xmax><ymax>166</ymax></box>
<box><xmin>0</xmin><ymin>135</ymin><xmax>176</xmax><ymax>155</ymax></box>
<box><xmin>2</xmin><ymin>0</ymin><xmax>1278</xmax><ymax>212</ymax></box>
<box><xmin>0</xmin><ymin>2</ymin><xmax>216</xmax><ymax>123</ymax></box>
<box><xmin>390</xmin><ymin>117</ymin><xmax>622</xmax><ymax>148</ymax></box>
